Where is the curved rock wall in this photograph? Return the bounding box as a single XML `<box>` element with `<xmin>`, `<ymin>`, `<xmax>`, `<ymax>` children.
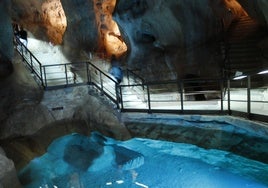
<box><xmin>1</xmin><ymin>1</ymin><xmax>267</xmax><ymax>186</ymax></box>
<box><xmin>0</xmin><ymin>148</ymin><xmax>21</xmax><ymax>188</ymax></box>
<box><xmin>122</xmin><ymin>113</ymin><xmax>268</xmax><ymax>164</ymax></box>
<box><xmin>0</xmin><ymin>0</ymin><xmax>13</xmax><ymax>78</ymax></box>
<box><xmin>60</xmin><ymin>0</ymin><xmax>98</xmax><ymax>60</ymax></box>
<box><xmin>3</xmin><ymin>0</ymin><xmax>267</xmax><ymax>80</ymax></box>
<box><xmin>113</xmin><ymin>0</ymin><xmax>247</xmax><ymax>81</ymax></box>
<box><xmin>11</xmin><ymin>0</ymin><xmax>66</xmax><ymax>44</ymax></box>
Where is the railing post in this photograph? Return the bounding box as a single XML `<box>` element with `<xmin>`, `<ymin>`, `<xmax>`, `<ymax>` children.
<box><xmin>86</xmin><ymin>62</ymin><xmax>90</xmax><ymax>83</ymax></box>
<box><xmin>227</xmin><ymin>79</ymin><xmax>231</xmax><ymax>115</ymax></box>
<box><xmin>247</xmin><ymin>75</ymin><xmax>251</xmax><ymax>119</ymax></box>
<box><xmin>43</xmin><ymin>66</ymin><xmax>48</xmax><ymax>88</ymax></box>
<box><xmin>119</xmin><ymin>85</ymin><xmax>124</xmax><ymax>110</ymax></box>
<box><xmin>40</xmin><ymin>65</ymin><xmax>44</xmax><ymax>88</ymax></box>
<box><xmin>220</xmin><ymin>79</ymin><xmax>224</xmax><ymax>112</ymax></box>
<box><xmin>115</xmin><ymin>84</ymin><xmax>121</xmax><ymax>109</ymax></box>
<box><xmin>180</xmin><ymin>81</ymin><xmax>184</xmax><ymax>112</ymax></box>
<box><xmin>21</xmin><ymin>44</ymin><xmax>24</xmax><ymax>59</ymax></box>
<box><xmin>100</xmin><ymin>73</ymin><xmax>104</xmax><ymax>95</ymax></box>
<box><xmin>89</xmin><ymin>63</ymin><xmax>93</xmax><ymax>84</ymax></box>
<box><xmin>147</xmin><ymin>85</ymin><xmax>151</xmax><ymax>113</ymax></box>
<box><xmin>64</xmin><ymin>64</ymin><xmax>68</xmax><ymax>86</ymax></box>
<box><xmin>30</xmin><ymin>55</ymin><xmax>33</xmax><ymax>73</ymax></box>
<box><xmin>127</xmin><ymin>69</ymin><xmax>130</xmax><ymax>85</ymax></box>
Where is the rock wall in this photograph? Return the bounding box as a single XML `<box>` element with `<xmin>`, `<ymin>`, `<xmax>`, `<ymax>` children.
<box><xmin>11</xmin><ymin>0</ymin><xmax>66</xmax><ymax>44</ymax></box>
<box><xmin>0</xmin><ymin>1</ymin><xmax>267</xmax><ymax>186</ymax></box>
<box><xmin>113</xmin><ymin>0</ymin><xmax>248</xmax><ymax>81</ymax></box>
<box><xmin>122</xmin><ymin>113</ymin><xmax>268</xmax><ymax>164</ymax></box>
<box><xmin>0</xmin><ymin>54</ymin><xmax>130</xmax><ymax>171</ymax></box>
<box><xmin>0</xmin><ymin>148</ymin><xmax>21</xmax><ymax>188</ymax></box>
<box><xmin>60</xmin><ymin>0</ymin><xmax>98</xmax><ymax>61</ymax></box>
<box><xmin>0</xmin><ymin>0</ymin><xmax>13</xmax><ymax>79</ymax></box>
<box><xmin>2</xmin><ymin>0</ymin><xmax>267</xmax><ymax>80</ymax></box>
<box><xmin>0</xmin><ymin>89</ymin><xmax>131</xmax><ymax>173</ymax></box>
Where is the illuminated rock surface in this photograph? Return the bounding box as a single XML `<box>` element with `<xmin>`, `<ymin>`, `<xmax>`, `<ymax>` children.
<box><xmin>0</xmin><ymin>0</ymin><xmax>268</xmax><ymax>187</ymax></box>
<box><xmin>1</xmin><ymin>0</ymin><xmax>266</xmax><ymax>80</ymax></box>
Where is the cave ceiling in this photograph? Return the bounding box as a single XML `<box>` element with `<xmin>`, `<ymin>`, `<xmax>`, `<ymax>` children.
<box><xmin>0</xmin><ymin>0</ymin><xmax>267</xmax><ymax>80</ymax></box>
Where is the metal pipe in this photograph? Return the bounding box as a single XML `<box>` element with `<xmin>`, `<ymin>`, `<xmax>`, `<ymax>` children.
<box><xmin>43</xmin><ymin>66</ymin><xmax>47</xmax><ymax>88</ymax></box>
<box><xmin>100</xmin><ymin>73</ymin><xmax>103</xmax><ymax>95</ymax></box>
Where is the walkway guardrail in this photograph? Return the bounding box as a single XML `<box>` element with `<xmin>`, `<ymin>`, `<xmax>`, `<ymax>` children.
<box><xmin>126</xmin><ymin>69</ymin><xmax>145</xmax><ymax>85</ymax></box>
<box><xmin>15</xmin><ymin>36</ymin><xmax>44</xmax><ymax>87</ymax></box>
<box><xmin>119</xmin><ymin>79</ymin><xmax>223</xmax><ymax>113</ymax></box>
<box><xmin>14</xmin><ymin>37</ymin><xmax>268</xmax><ymax>122</ymax></box>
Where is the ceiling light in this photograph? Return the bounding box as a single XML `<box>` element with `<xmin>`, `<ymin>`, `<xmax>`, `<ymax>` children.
<box><xmin>258</xmin><ymin>70</ymin><xmax>268</xmax><ymax>75</ymax></box>
<box><xmin>233</xmin><ymin>75</ymin><xmax>247</xmax><ymax>80</ymax></box>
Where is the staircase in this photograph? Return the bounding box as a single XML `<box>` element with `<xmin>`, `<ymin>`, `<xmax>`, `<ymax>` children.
<box><xmin>225</xmin><ymin>15</ymin><xmax>267</xmax><ymax>87</ymax></box>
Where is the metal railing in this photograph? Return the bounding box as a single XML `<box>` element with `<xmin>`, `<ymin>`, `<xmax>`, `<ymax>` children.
<box><xmin>126</xmin><ymin>69</ymin><xmax>145</xmax><ymax>85</ymax></box>
<box><xmin>15</xmin><ymin>37</ymin><xmax>268</xmax><ymax>123</ymax></box>
<box><xmin>118</xmin><ymin>74</ymin><xmax>268</xmax><ymax>122</ymax></box>
<box><xmin>119</xmin><ymin>79</ymin><xmax>223</xmax><ymax>113</ymax></box>
<box><xmin>15</xmin><ymin>36</ymin><xmax>44</xmax><ymax>87</ymax></box>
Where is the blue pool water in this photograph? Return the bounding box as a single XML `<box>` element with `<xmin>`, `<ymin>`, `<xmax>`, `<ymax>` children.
<box><xmin>19</xmin><ymin>132</ymin><xmax>268</xmax><ymax>188</ymax></box>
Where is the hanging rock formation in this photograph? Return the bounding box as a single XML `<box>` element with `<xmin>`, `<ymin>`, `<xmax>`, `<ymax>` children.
<box><xmin>0</xmin><ymin>0</ymin><xmax>266</xmax><ymax>80</ymax></box>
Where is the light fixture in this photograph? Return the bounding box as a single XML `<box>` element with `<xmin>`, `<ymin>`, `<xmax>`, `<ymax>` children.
<box><xmin>258</xmin><ymin>70</ymin><xmax>268</xmax><ymax>75</ymax></box>
<box><xmin>233</xmin><ymin>71</ymin><xmax>247</xmax><ymax>80</ymax></box>
<box><xmin>233</xmin><ymin>75</ymin><xmax>247</xmax><ymax>80</ymax></box>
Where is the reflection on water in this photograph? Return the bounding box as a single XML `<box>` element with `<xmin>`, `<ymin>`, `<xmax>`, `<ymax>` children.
<box><xmin>19</xmin><ymin>132</ymin><xmax>268</xmax><ymax>188</ymax></box>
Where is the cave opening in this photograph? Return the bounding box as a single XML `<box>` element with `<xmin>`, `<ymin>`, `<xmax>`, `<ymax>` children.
<box><xmin>94</xmin><ymin>0</ymin><xmax>127</xmax><ymax>58</ymax></box>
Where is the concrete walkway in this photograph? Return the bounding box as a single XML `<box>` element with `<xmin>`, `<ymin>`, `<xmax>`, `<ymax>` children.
<box><xmin>22</xmin><ymin>37</ymin><xmax>268</xmax><ymax>117</ymax></box>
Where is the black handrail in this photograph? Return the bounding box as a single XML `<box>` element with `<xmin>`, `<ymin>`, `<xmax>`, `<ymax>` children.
<box><xmin>14</xmin><ymin>37</ymin><xmax>268</xmax><ymax>123</ymax></box>
<box><xmin>126</xmin><ymin>68</ymin><xmax>145</xmax><ymax>85</ymax></box>
<box><xmin>15</xmin><ymin>36</ymin><xmax>44</xmax><ymax>87</ymax></box>
<box><xmin>87</xmin><ymin>61</ymin><xmax>118</xmax><ymax>83</ymax></box>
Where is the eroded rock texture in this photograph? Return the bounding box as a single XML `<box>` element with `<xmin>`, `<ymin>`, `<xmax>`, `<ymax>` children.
<box><xmin>0</xmin><ymin>0</ymin><xmax>13</xmax><ymax>78</ymax></box>
<box><xmin>11</xmin><ymin>0</ymin><xmax>66</xmax><ymax>44</ymax></box>
<box><xmin>61</xmin><ymin>0</ymin><xmax>98</xmax><ymax>60</ymax></box>
<box><xmin>113</xmin><ymin>0</ymin><xmax>248</xmax><ymax>81</ymax></box>
<box><xmin>0</xmin><ymin>148</ymin><xmax>21</xmax><ymax>188</ymax></box>
<box><xmin>1</xmin><ymin>0</ymin><xmax>266</xmax><ymax>81</ymax></box>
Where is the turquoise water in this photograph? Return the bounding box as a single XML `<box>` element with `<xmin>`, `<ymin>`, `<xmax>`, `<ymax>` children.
<box><xmin>19</xmin><ymin>132</ymin><xmax>268</xmax><ymax>188</ymax></box>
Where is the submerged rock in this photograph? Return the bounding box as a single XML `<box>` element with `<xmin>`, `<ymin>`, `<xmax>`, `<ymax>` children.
<box><xmin>0</xmin><ymin>147</ymin><xmax>21</xmax><ymax>188</ymax></box>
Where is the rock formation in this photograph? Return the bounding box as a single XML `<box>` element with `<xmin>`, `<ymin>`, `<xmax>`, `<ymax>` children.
<box><xmin>113</xmin><ymin>0</ymin><xmax>249</xmax><ymax>81</ymax></box>
<box><xmin>2</xmin><ymin>0</ymin><xmax>265</xmax><ymax>81</ymax></box>
<box><xmin>0</xmin><ymin>148</ymin><xmax>21</xmax><ymax>188</ymax></box>
<box><xmin>0</xmin><ymin>0</ymin><xmax>13</xmax><ymax>78</ymax></box>
<box><xmin>60</xmin><ymin>0</ymin><xmax>98</xmax><ymax>60</ymax></box>
<box><xmin>0</xmin><ymin>0</ymin><xmax>268</xmax><ymax>186</ymax></box>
